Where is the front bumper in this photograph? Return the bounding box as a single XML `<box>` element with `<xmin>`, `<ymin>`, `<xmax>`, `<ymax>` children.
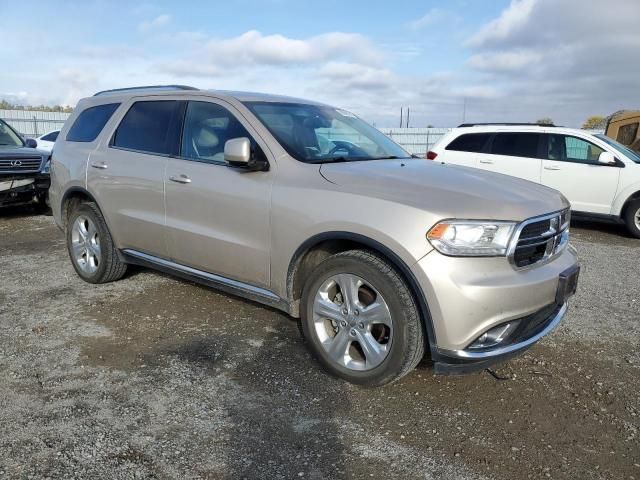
<box><xmin>412</xmin><ymin>245</ymin><xmax>579</xmax><ymax>373</ymax></box>
<box><xmin>0</xmin><ymin>174</ymin><xmax>50</xmax><ymax>207</ymax></box>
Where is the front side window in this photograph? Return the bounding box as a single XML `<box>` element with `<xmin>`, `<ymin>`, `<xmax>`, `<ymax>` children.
<box><xmin>0</xmin><ymin>119</ymin><xmax>23</xmax><ymax>147</ymax></box>
<box><xmin>112</xmin><ymin>101</ymin><xmax>179</xmax><ymax>155</ymax></box>
<box><xmin>445</xmin><ymin>133</ymin><xmax>491</xmax><ymax>153</ymax></box>
<box><xmin>547</xmin><ymin>134</ymin><xmax>604</xmax><ymax>164</ymax></box>
<box><xmin>490</xmin><ymin>133</ymin><xmax>541</xmax><ymax>158</ymax></box>
<box><xmin>244</xmin><ymin>102</ymin><xmax>409</xmax><ymax>163</ymax></box>
<box><xmin>67</xmin><ymin>103</ymin><xmax>120</xmax><ymax>142</ymax></box>
<box><xmin>181</xmin><ymin>101</ymin><xmax>252</xmax><ymax>163</ymax></box>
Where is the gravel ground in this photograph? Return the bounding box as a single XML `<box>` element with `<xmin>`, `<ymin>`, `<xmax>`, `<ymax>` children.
<box><xmin>0</xmin><ymin>208</ymin><xmax>638</xmax><ymax>479</ymax></box>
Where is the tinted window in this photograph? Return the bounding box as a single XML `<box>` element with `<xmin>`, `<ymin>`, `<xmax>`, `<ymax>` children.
<box><xmin>66</xmin><ymin>103</ymin><xmax>120</xmax><ymax>142</ymax></box>
<box><xmin>546</xmin><ymin>134</ymin><xmax>605</xmax><ymax>164</ymax></box>
<box><xmin>113</xmin><ymin>101</ymin><xmax>179</xmax><ymax>155</ymax></box>
<box><xmin>41</xmin><ymin>131</ymin><xmax>59</xmax><ymax>142</ymax></box>
<box><xmin>616</xmin><ymin>122</ymin><xmax>638</xmax><ymax>145</ymax></box>
<box><xmin>490</xmin><ymin>133</ymin><xmax>541</xmax><ymax>158</ymax></box>
<box><xmin>181</xmin><ymin>101</ymin><xmax>252</xmax><ymax>163</ymax></box>
<box><xmin>445</xmin><ymin>133</ymin><xmax>491</xmax><ymax>153</ymax></box>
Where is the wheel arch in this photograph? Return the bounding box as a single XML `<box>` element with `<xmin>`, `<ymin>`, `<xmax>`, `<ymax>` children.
<box><xmin>620</xmin><ymin>189</ymin><xmax>640</xmax><ymax>218</ymax></box>
<box><xmin>61</xmin><ymin>187</ymin><xmax>106</xmax><ymax>229</ymax></box>
<box><xmin>286</xmin><ymin>231</ymin><xmax>436</xmax><ymax>356</ymax></box>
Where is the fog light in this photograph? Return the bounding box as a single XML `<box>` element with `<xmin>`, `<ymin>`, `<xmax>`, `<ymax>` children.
<box><xmin>468</xmin><ymin>321</ymin><xmax>520</xmax><ymax>350</ymax></box>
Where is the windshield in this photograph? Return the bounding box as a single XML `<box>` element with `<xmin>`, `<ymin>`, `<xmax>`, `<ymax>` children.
<box><xmin>0</xmin><ymin>119</ymin><xmax>24</xmax><ymax>147</ymax></box>
<box><xmin>595</xmin><ymin>134</ymin><xmax>640</xmax><ymax>164</ymax></box>
<box><xmin>244</xmin><ymin>102</ymin><xmax>410</xmax><ymax>163</ymax></box>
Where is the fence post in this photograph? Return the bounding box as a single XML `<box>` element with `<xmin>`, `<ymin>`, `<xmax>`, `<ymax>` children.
<box><xmin>33</xmin><ymin>116</ymin><xmax>38</xmax><ymax>137</ymax></box>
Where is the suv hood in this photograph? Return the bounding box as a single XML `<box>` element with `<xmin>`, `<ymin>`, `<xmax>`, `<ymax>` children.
<box><xmin>0</xmin><ymin>146</ymin><xmax>46</xmax><ymax>157</ymax></box>
<box><xmin>320</xmin><ymin>159</ymin><xmax>569</xmax><ymax>221</ymax></box>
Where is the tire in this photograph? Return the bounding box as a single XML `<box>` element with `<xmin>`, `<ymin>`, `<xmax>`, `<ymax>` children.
<box><xmin>300</xmin><ymin>250</ymin><xmax>425</xmax><ymax>386</ymax></box>
<box><xmin>623</xmin><ymin>199</ymin><xmax>640</xmax><ymax>239</ymax></box>
<box><xmin>66</xmin><ymin>202</ymin><xmax>127</xmax><ymax>283</ymax></box>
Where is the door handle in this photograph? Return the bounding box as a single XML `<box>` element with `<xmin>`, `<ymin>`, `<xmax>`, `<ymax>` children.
<box><xmin>544</xmin><ymin>165</ymin><xmax>561</xmax><ymax>171</ymax></box>
<box><xmin>169</xmin><ymin>174</ymin><xmax>192</xmax><ymax>184</ymax></box>
<box><xmin>91</xmin><ymin>162</ymin><xmax>108</xmax><ymax>169</ymax></box>
<box><xmin>479</xmin><ymin>159</ymin><xmax>494</xmax><ymax>164</ymax></box>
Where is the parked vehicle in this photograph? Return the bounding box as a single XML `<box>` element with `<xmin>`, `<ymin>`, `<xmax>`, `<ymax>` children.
<box><xmin>0</xmin><ymin>118</ymin><xmax>50</xmax><ymax>210</ymax></box>
<box><xmin>50</xmin><ymin>86</ymin><xmax>580</xmax><ymax>386</ymax></box>
<box><xmin>605</xmin><ymin>111</ymin><xmax>640</xmax><ymax>153</ymax></box>
<box><xmin>35</xmin><ymin>130</ymin><xmax>60</xmax><ymax>152</ymax></box>
<box><xmin>428</xmin><ymin>123</ymin><xmax>640</xmax><ymax>238</ymax></box>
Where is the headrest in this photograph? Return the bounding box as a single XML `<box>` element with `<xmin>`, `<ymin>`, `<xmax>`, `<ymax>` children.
<box><xmin>195</xmin><ymin>127</ymin><xmax>219</xmax><ymax>148</ymax></box>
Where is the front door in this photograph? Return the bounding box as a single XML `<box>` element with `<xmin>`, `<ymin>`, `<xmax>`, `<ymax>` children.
<box><xmin>164</xmin><ymin>99</ymin><xmax>273</xmax><ymax>287</ymax></box>
<box><xmin>540</xmin><ymin>134</ymin><xmax>621</xmax><ymax>214</ymax></box>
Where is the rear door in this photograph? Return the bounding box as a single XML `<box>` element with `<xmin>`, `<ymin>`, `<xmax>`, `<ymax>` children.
<box><xmin>440</xmin><ymin>132</ymin><xmax>491</xmax><ymax>167</ymax></box>
<box><xmin>164</xmin><ymin>99</ymin><xmax>273</xmax><ymax>287</ymax></box>
<box><xmin>540</xmin><ymin>134</ymin><xmax>621</xmax><ymax>214</ymax></box>
<box><xmin>476</xmin><ymin>132</ymin><xmax>543</xmax><ymax>183</ymax></box>
<box><xmin>87</xmin><ymin>99</ymin><xmax>182</xmax><ymax>258</ymax></box>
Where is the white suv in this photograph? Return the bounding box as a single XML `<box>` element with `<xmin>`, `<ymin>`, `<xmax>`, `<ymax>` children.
<box><xmin>428</xmin><ymin>123</ymin><xmax>640</xmax><ymax>237</ymax></box>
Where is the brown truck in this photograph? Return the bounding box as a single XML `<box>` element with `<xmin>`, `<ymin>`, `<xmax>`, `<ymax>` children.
<box><xmin>605</xmin><ymin>110</ymin><xmax>640</xmax><ymax>152</ymax></box>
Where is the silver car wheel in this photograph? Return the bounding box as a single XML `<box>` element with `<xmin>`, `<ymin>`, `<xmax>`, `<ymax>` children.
<box><xmin>635</xmin><ymin>206</ymin><xmax>640</xmax><ymax>230</ymax></box>
<box><xmin>312</xmin><ymin>273</ymin><xmax>393</xmax><ymax>371</ymax></box>
<box><xmin>71</xmin><ymin>215</ymin><xmax>101</xmax><ymax>274</ymax></box>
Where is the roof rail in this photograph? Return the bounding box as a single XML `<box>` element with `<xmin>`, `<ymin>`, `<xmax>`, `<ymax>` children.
<box><xmin>93</xmin><ymin>85</ymin><xmax>198</xmax><ymax>96</ymax></box>
<box><xmin>457</xmin><ymin>122</ymin><xmax>556</xmax><ymax>127</ymax></box>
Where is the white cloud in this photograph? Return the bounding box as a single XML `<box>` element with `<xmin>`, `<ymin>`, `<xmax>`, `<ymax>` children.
<box><xmin>467</xmin><ymin>0</ymin><xmax>535</xmax><ymax>47</ymax></box>
<box><xmin>138</xmin><ymin>14</ymin><xmax>171</xmax><ymax>33</ymax></box>
<box><xmin>409</xmin><ymin>8</ymin><xmax>461</xmax><ymax>30</ymax></box>
<box><xmin>467</xmin><ymin>50</ymin><xmax>542</xmax><ymax>72</ymax></box>
<box><xmin>318</xmin><ymin>62</ymin><xmax>395</xmax><ymax>91</ymax></box>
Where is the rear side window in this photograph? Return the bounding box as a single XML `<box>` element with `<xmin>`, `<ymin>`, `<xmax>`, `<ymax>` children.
<box><xmin>445</xmin><ymin>133</ymin><xmax>491</xmax><ymax>153</ymax></box>
<box><xmin>490</xmin><ymin>133</ymin><xmax>541</xmax><ymax>158</ymax></box>
<box><xmin>112</xmin><ymin>101</ymin><xmax>179</xmax><ymax>155</ymax></box>
<box><xmin>616</xmin><ymin>123</ymin><xmax>638</xmax><ymax>145</ymax></box>
<box><xmin>41</xmin><ymin>131</ymin><xmax>59</xmax><ymax>142</ymax></box>
<box><xmin>66</xmin><ymin>103</ymin><xmax>120</xmax><ymax>142</ymax></box>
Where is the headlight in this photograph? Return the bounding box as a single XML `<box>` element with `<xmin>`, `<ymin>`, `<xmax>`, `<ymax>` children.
<box><xmin>427</xmin><ymin>220</ymin><xmax>516</xmax><ymax>256</ymax></box>
<box><xmin>42</xmin><ymin>158</ymin><xmax>51</xmax><ymax>174</ymax></box>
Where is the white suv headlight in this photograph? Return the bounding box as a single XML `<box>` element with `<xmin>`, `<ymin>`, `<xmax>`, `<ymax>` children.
<box><xmin>427</xmin><ymin>220</ymin><xmax>516</xmax><ymax>257</ymax></box>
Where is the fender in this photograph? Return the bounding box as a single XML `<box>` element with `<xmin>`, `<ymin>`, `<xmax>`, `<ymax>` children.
<box><xmin>611</xmin><ymin>183</ymin><xmax>640</xmax><ymax>216</ymax></box>
<box><xmin>287</xmin><ymin>231</ymin><xmax>437</xmax><ymax>357</ymax></box>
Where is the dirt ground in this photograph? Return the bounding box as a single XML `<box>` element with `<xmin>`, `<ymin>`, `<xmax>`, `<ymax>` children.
<box><xmin>0</xmin><ymin>207</ymin><xmax>638</xmax><ymax>479</ymax></box>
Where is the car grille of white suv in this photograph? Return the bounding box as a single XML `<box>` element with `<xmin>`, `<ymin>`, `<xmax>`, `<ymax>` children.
<box><xmin>510</xmin><ymin>210</ymin><xmax>570</xmax><ymax>268</ymax></box>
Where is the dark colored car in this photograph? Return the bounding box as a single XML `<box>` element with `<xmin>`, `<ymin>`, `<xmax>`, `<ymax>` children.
<box><xmin>0</xmin><ymin>118</ymin><xmax>50</xmax><ymax>210</ymax></box>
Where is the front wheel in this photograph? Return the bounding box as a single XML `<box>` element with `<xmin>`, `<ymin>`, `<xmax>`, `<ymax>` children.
<box><xmin>623</xmin><ymin>199</ymin><xmax>640</xmax><ymax>239</ymax></box>
<box><xmin>300</xmin><ymin>250</ymin><xmax>425</xmax><ymax>386</ymax></box>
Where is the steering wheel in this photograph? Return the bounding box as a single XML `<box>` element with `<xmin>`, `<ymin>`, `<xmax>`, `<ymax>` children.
<box><xmin>327</xmin><ymin>141</ymin><xmax>360</xmax><ymax>157</ymax></box>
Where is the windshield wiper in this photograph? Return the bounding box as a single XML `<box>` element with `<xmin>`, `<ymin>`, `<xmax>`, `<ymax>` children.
<box><xmin>307</xmin><ymin>156</ymin><xmax>352</xmax><ymax>164</ymax></box>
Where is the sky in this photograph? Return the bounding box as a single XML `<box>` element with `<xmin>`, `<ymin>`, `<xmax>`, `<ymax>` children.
<box><xmin>1</xmin><ymin>0</ymin><xmax>639</xmax><ymax>127</ymax></box>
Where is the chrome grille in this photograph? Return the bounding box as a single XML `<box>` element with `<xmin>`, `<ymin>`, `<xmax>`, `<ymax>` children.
<box><xmin>510</xmin><ymin>210</ymin><xmax>570</xmax><ymax>268</ymax></box>
<box><xmin>0</xmin><ymin>156</ymin><xmax>43</xmax><ymax>173</ymax></box>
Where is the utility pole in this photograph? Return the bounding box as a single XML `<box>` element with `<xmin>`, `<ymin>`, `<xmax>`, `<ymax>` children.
<box><xmin>462</xmin><ymin>98</ymin><xmax>466</xmax><ymax>123</ymax></box>
<box><xmin>406</xmin><ymin>108</ymin><xmax>410</xmax><ymax>128</ymax></box>
<box><xmin>399</xmin><ymin>107</ymin><xmax>403</xmax><ymax>128</ymax></box>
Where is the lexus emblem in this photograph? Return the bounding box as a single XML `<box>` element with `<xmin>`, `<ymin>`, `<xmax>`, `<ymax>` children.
<box><xmin>11</xmin><ymin>160</ymin><xmax>22</xmax><ymax>167</ymax></box>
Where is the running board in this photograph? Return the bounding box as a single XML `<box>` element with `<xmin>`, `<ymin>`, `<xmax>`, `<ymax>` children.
<box><xmin>121</xmin><ymin>249</ymin><xmax>291</xmax><ymax>314</ymax></box>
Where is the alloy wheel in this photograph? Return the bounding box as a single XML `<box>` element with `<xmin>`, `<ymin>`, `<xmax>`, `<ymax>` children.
<box><xmin>70</xmin><ymin>215</ymin><xmax>101</xmax><ymax>274</ymax></box>
<box><xmin>312</xmin><ymin>273</ymin><xmax>393</xmax><ymax>371</ymax></box>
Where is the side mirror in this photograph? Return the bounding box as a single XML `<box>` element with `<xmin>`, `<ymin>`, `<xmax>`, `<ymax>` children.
<box><xmin>598</xmin><ymin>151</ymin><xmax>616</xmax><ymax>165</ymax></box>
<box><xmin>224</xmin><ymin>137</ymin><xmax>268</xmax><ymax>171</ymax></box>
<box><xmin>25</xmin><ymin>138</ymin><xmax>37</xmax><ymax>148</ymax></box>
<box><xmin>224</xmin><ymin>137</ymin><xmax>251</xmax><ymax>166</ymax></box>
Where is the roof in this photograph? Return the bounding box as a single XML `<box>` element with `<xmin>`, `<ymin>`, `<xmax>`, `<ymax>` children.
<box><xmin>90</xmin><ymin>85</ymin><xmax>326</xmax><ymax>106</ymax></box>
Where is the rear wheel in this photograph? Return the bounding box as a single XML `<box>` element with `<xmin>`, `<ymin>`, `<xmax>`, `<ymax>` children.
<box><xmin>66</xmin><ymin>202</ymin><xmax>127</xmax><ymax>283</ymax></box>
<box><xmin>300</xmin><ymin>250</ymin><xmax>425</xmax><ymax>386</ymax></box>
<box><xmin>623</xmin><ymin>199</ymin><xmax>640</xmax><ymax>238</ymax></box>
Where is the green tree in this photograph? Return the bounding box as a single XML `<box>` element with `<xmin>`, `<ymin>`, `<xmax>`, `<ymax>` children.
<box><xmin>581</xmin><ymin>115</ymin><xmax>605</xmax><ymax>129</ymax></box>
<box><xmin>536</xmin><ymin>117</ymin><xmax>554</xmax><ymax>125</ymax></box>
